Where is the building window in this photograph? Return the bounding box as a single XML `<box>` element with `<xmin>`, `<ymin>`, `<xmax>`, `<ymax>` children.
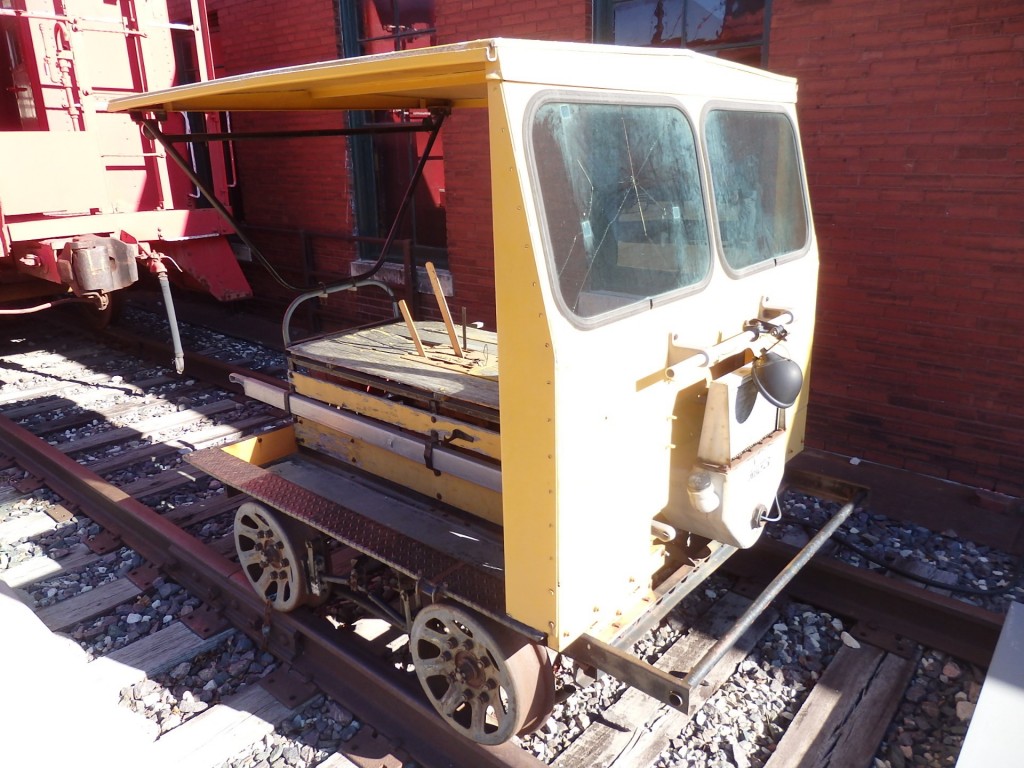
<box><xmin>340</xmin><ymin>0</ymin><xmax>447</xmax><ymax>268</ymax></box>
<box><xmin>594</xmin><ymin>0</ymin><xmax>769</xmax><ymax>67</ymax></box>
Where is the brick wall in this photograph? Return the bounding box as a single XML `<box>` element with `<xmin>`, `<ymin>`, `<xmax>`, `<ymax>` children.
<box><xmin>769</xmin><ymin>0</ymin><xmax>1024</xmax><ymax>495</ymax></box>
<box><xmin>434</xmin><ymin>1</ymin><xmax>590</xmax><ymax>329</ymax></box>
<box><xmin>201</xmin><ymin>0</ymin><xmax>355</xmax><ymax>313</ymax></box>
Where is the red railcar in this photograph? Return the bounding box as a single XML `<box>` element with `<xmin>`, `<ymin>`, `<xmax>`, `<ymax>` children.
<box><xmin>0</xmin><ymin>0</ymin><xmax>250</xmax><ymax>345</ymax></box>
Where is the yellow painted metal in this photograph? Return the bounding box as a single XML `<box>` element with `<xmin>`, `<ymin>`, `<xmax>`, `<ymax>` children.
<box><xmin>294</xmin><ymin>418</ymin><xmax>503</xmax><ymax>526</ymax></box>
<box><xmin>106</xmin><ymin>41</ymin><xmax>497</xmax><ymax>113</ymax></box>
<box><xmin>221</xmin><ymin>425</ymin><xmax>297</xmax><ymax>465</ymax></box>
<box><xmin>290</xmin><ymin>371</ymin><xmax>501</xmax><ymax>461</ymax></box>
<box><xmin>488</xmin><ymin>81</ymin><xmax>560</xmax><ymax>645</ymax></box>
<box><xmin>106</xmin><ymin>39</ymin><xmax>797</xmax><ymax>115</ymax></box>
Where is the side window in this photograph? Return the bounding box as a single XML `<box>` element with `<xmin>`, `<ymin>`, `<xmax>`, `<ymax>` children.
<box><xmin>531</xmin><ymin>101</ymin><xmax>710</xmax><ymax>322</ymax></box>
<box><xmin>705</xmin><ymin>110</ymin><xmax>808</xmax><ymax>271</ymax></box>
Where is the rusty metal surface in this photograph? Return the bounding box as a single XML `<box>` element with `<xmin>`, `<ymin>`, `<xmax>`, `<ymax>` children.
<box><xmin>260</xmin><ymin>665</ymin><xmax>321</xmax><ymax>709</ymax></box>
<box><xmin>188</xmin><ymin>444</ymin><xmax>506</xmax><ymax>616</ymax></box>
<box><xmin>0</xmin><ymin>412</ymin><xmax>542</xmax><ymax>768</ymax></box>
<box><xmin>178</xmin><ymin>603</ymin><xmax>231</xmax><ymax>640</ymax></box>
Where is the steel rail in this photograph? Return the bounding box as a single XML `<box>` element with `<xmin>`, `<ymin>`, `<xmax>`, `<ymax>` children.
<box><xmin>0</xmin><ymin>413</ymin><xmax>542</xmax><ymax>768</ymax></box>
<box><xmin>726</xmin><ymin>536</ymin><xmax>1004</xmax><ymax>667</ymax></box>
<box><xmin>99</xmin><ymin>324</ymin><xmax>286</xmax><ymax>395</ymax></box>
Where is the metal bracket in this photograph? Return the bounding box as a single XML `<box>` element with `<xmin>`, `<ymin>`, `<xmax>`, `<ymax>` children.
<box><xmin>86</xmin><ymin>529</ymin><xmax>122</xmax><ymax>554</ymax></box>
<box><xmin>260</xmin><ymin>664</ymin><xmax>320</xmax><ymax>709</ymax></box>
<box><xmin>608</xmin><ymin>543</ymin><xmax>737</xmax><ymax>649</ymax></box>
<box><xmin>567</xmin><ymin>633</ymin><xmax>691</xmax><ymax>711</ymax></box>
<box><xmin>424</xmin><ymin>431</ymin><xmax>441</xmax><ymax>475</ymax></box>
<box><xmin>126</xmin><ymin>562</ymin><xmax>161</xmax><ymax>591</ymax></box>
<box><xmin>180</xmin><ymin>602</ymin><xmax>231</xmax><ymax>639</ymax></box>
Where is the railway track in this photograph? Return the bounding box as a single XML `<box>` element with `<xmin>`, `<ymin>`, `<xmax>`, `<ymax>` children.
<box><xmin>0</xmin><ymin>312</ymin><xmax>537</xmax><ymax>768</ymax></box>
<box><xmin>0</xmin><ymin>304</ymin><xmax>1017</xmax><ymax>768</ymax></box>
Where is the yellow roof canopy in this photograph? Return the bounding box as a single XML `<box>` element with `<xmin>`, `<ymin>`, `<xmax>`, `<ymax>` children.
<box><xmin>107</xmin><ymin>39</ymin><xmax>498</xmax><ymax>113</ymax></box>
<box><xmin>106</xmin><ymin>38</ymin><xmax>796</xmax><ymax>115</ymax></box>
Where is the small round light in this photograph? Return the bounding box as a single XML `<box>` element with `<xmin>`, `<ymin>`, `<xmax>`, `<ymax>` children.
<box><xmin>751</xmin><ymin>352</ymin><xmax>804</xmax><ymax>409</ymax></box>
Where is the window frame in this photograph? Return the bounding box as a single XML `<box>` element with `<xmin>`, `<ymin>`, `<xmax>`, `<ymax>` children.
<box><xmin>525</xmin><ymin>89</ymin><xmax>715</xmax><ymax>330</ymax></box>
<box><xmin>700</xmin><ymin>101</ymin><xmax>811</xmax><ymax>278</ymax></box>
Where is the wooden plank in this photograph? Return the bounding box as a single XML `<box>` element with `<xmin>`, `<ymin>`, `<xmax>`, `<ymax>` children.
<box><xmin>0</xmin><ymin>543</ymin><xmax>99</xmax><ymax>589</ymax></box>
<box><xmin>290</xmin><ymin>322</ymin><xmax>499</xmax><ymax>414</ymax></box>
<box><xmin>121</xmin><ymin>466</ymin><xmax>207</xmax><ymax>499</ymax></box>
<box><xmin>316</xmin><ymin>755</ymin><xmax>362</xmax><ymax>768</ymax></box>
<box><xmin>84</xmin><ymin>414</ymin><xmax>280</xmax><ymax>477</ymax></box>
<box><xmin>56</xmin><ymin>400</ymin><xmax>240</xmax><ymax>454</ymax></box>
<box><xmin>823</xmin><ymin>652</ymin><xmax>916</xmax><ymax>767</ymax></box>
<box><xmin>554</xmin><ymin>592</ymin><xmax>777</xmax><ymax>768</ymax></box>
<box><xmin>36</xmin><ymin>577</ymin><xmax>142</xmax><ymax>631</ymax></box>
<box><xmin>411</xmin><ymin>322</ymin><xmax>496</xmax><ymax>354</ymax></box>
<box><xmin>0</xmin><ymin>376</ymin><xmax>175</xmax><ymax>421</ymax></box>
<box><xmin>0</xmin><ymin>511</ymin><xmax>59</xmax><ymax>543</ymax></box>
<box><xmin>152</xmin><ymin>680</ymin><xmax>303</xmax><ymax>767</ymax></box>
<box><xmin>162</xmin><ymin>493</ymin><xmax>244</xmax><ymax>527</ymax></box>
<box><xmin>764</xmin><ymin>643</ymin><xmax>886</xmax><ymax>768</ymax></box>
<box><xmin>87</xmin><ymin>623</ymin><xmax>232</xmax><ymax>695</ymax></box>
<box><xmin>0</xmin><ymin>371</ymin><xmax>111</xmax><ymax>405</ymax></box>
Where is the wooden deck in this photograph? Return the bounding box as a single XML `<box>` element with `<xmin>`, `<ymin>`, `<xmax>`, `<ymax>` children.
<box><xmin>289</xmin><ymin>321</ymin><xmax>500</xmax><ymax>421</ymax></box>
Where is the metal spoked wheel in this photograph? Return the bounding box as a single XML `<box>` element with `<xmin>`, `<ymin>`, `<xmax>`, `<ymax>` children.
<box><xmin>410</xmin><ymin>603</ymin><xmax>555</xmax><ymax>745</ymax></box>
<box><xmin>234</xmin><ymin>501</ymin><xmax>312</xmax><ymax>612</ymax></box>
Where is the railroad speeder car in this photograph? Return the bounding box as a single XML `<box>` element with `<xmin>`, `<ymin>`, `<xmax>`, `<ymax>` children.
<box><xmin>109</xmin><ymin>38</ymin><xmax>831</xmax><ymax>744</ymax></box>
<box><xmin>0</xmin><ymin>0</ymin><xmax>250</xmax><ymax>360</ymax></box>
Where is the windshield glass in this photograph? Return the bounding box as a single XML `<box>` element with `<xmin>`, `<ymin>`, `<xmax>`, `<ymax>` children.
<box><xmin>705</xmin><ymin>109</ymin><xmax>808</xmax><ymax>271</ymax></box>
<box><xmin>530</xmin><ymin>100</ymin><xmax>710</xmax><ymax>322</ymax></box>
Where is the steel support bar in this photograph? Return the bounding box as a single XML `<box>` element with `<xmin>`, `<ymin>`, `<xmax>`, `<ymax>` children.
<box><xmin>680</xmin><ymin>493</ymin><xmax>864</xmax><ymax>697</ymax></box>
<box><xmin>609</xmin><ymin>543</ymin><xmax>737</xmax><ymax>649</ymax></box>
<box><xmin>157</xmin><ymin>122</ymin><xmax>436</xmax><ymax>143</ymax></box>
<box><xmin>0</xmin><ymin>414</ymin><xmax>540</xmax><ymax>768</ymax></box>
